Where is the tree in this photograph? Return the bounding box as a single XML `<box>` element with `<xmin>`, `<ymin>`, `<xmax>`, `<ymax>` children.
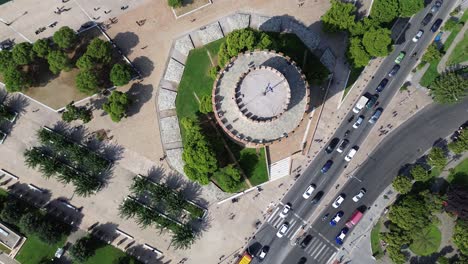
<box><xmin>213</xmin><ymin>165</ymin><xmax>243</xmax><ymax>193</ymax></box>
<box><xmin>399</xmin><ymin>0</ymin><xmax>424</xmax><ymax>17</ymax></box>
<box><xmin>437</xmin><ymin>256</ymin><xmax>450</xmax><ymax>264</ymax></box>
<box><xmin>19</xmin><ymin>212</ymin><xmax>41</xmax><ymax>235</ymax></box>
<box><xmin>321</xmin><ymin>0</ymin><xmax>357</xmax><ymax>32</ymax></box>
<box><xmin>70</xmin><ymin>236</ymin><xmax>94</xmax><ymax>262</ymax></box>
<box><xmin>448</xmin><ymin>128</ymin><xmax>468</xmax><ymax>154</ymax></box>
<box><xmin>446</xmin><ymin>183</ymin><xmax>468</xmax><ymax>220</ymax></box>
<box><xmin>362</xmin><ymin>27</ymin><xmax>392</xmax><ymax>57</ymax></box>
<box><xmin>119</xmin><ymin>199</ymin><xmax>140</xmax><ymax>219</ymax></box>
<box><xmin>53</xmin><ymin>26</ymin><xmax>77</xmax><ymax>50</ymax></box>
<box><xmin>371</xmin><ymin>0</ymin><xmax>399</xmax><ymax>23</ymax></box>
<box><xmin>427</xmin><ymin>147</ymin><xmax>447</xmax><ymax>170</ymax></box>
<box><xmin>47</xmin><ymin>50</ymin><xmax>72</xmax><ymax>74</ymax></box>
<box><xmin>443</xmin><ymin>18</ymin><xmax>460</xmax><ymax>31</ymax></box>
<box><xmin>3</xmin><ymin>66</ymin><xmax>30</xmax><ymax>92</ymax></box>
<box><xmin>0</xmin><ymin>199</ymin><xmax>25</xmax><ymax>224</ymax></box>
<box><xmin>85</xmin><ymin>38</ymin><xmax>112</xmax><ymax>64</ymax></box>
<box><xmin>382</xmin><ymin>227</ymin><xmax>410</xmax><ymax>264</ymax></box>
<box><xmin>256</xmin><ymin>32</ymin><xmax>276</xmax><ymax>50</ymax></box>
<box><xmin>181</xmin><ymin>117</ymin><xmax>218</xmax><ymax>185</ymax></box>
<box><xmin>453</xmin><ymin>219</ymin><xmax>468</xmax><ymax>255</ymax></box>
<box><xmin>389</xmin><ymin>194</ymin><xmax>431</xmax><ymax>231</ymax></box>
<box><xmin>224</xmin><ymin>29</ymin><xmax>256</xmax><ymax>58</ymax></box>
<box><xmin>33</xmin><ymin>39</ymin><xmax>51</xmax><ymax>58</ymax></box>
<box><xmin>349</xmin><ymin>17</ymin><xmax>377</xmax><ymax>36</ymax></box>
<box><xmin>392</xmin><ymin>175</ymin><xmax>413</xmax><ymax>194</ymax></box>
<box><xmin>76</xmin><ymin>54</ymin><xmax>94</xmax><ymax>70</ymax></box>
<box><xmin>76</xmin><ymin>70</ymin><xmax>99</xmax><ymax>94</ymax></box>
<box><xmin>199</xmin><ymin>95</ymin><xmax>213</xmax><ymax>114</ymax></box>
<box><xmin>12</xmin><ymin>42</ymin><xmax>35</xmax><ymax>65</ymax></box>
<box><xmin>347</xmin><ymin>37</ymin><xmax>371</xmax><ymax>67</ymax></box>
<box><xmin>422</xmin><ymin>44</ymin><xmax>443</xmax><ymax>63</ymax></box>
<box><xmin>102</xmin><ymin>91</ymin><xmax>131</xmax><ymax>122</ymax></box>
<box><xmin>61</xmin><ymin>101</ymin><xmax>92</xmax><ymax>123</ymax></box>
<box><xmin>430</xmin><ymin>72</ymin><xmax>468</xmax><ymax>104</ymax></box>
<box><xmin>171</xmin><ymin>225</ymin><xmax>195</xmax><ymax>250</ymax></box>
<box><xmin>110</xmin><ymin>63</ymin><xmax>132</xmax><ymax>86</ymax></box>
<box><xmin>0</xmin><ymin>50</ymin><xmax>16</xmax><ymax>73</ymax></box>
<box><xmin>168</xmin><ymin>0</ymin><xmax>183</xmax><ymax>8</ymax></box>
<box><xmin>410</xmin><ymin>165</ymin><xmax>431</xmax><ymax>182</ymax></box>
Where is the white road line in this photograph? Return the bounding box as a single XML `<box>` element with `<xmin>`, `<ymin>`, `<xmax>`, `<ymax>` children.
<box><xmin>287</xmin><ymin>220</ymin><xmax>297</xmax><ymax>235</ymax></box>
<box><xmin>272</xmin><ymin>217</ymin><xmax>282</xmax><ymax>228</ymax></box>
<box><xmin>326</xmin><ymin>251</ymin><xmax>338</xmax><ymax>264</ymax></box>
<box><xmin>312</xmin><ymin>244</ymin><xmax>328</xmax><ymax>259</ymax></box>
<box><xmin>309</xmin><ymin>241</ymin><xmax>323</xmax><ymax>257</ymax></box>
<box><xmin>289</xmin><ymin>225</ymin><xmax>303</xmax><ymax>241</ymax></box>
<box><xmin>267</xmin><ymin>207</ymin><xmax>280</xmax><ymax>222</ymax></box>
<box><xmin>306</xmin><ymin>240</ymin><xmax>321</xmax><ymax>254</ymax></box>
<box><xmin>318</xmin><ymin>248</ymin><xmax>332</xmax><ymax>263</ymax></box>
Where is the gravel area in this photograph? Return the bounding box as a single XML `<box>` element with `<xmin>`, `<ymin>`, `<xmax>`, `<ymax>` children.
<box><xmin>160</xmin><ymin>116</ymin><xmax>183</xmax><ymax>144</ymax></box>
<box><xmin>196</xmin><ymin>21</ymin><xmax>225</xmax><ymax>45</ymax></box>
<box><xmin>166</xmin><ymin>148</ymin><xmax>185</xmax><ymax>176</ymax></box>
<box><xmin>174</xmin><ymin>34</ymin><xmax>195</xmax><ymax>57</ymax></box>
<box><xmin>157</xmin><ymin>88</ymin><xmax>177</xmax><ymax>111</ymax></box>
<box><xmin>163</xmin><ymin>58</ymin><xmax>185</xmax><ymax>83</ymax></box>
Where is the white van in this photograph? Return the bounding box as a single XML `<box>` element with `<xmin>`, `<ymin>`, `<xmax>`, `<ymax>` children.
<box><xmin>345</xmin><ymin>147</ymin><xmax>358</xmax><ymax>162</ymax></box>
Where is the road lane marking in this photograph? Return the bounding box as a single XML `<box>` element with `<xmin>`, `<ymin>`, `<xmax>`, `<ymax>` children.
<box><xmin>318</xmin><ymin>248</ymin><xmax>332</xmax><ymax>263</ymax></box>
<box><xmin>267</xmin><ymin>207</ymin><xmax>280</xmax><ymax>222</ymax></box>
<box><xmin>326</xmin><ymin>251</ymin><xmax>338</xmax><ymax>264</ymax></box>
<box><xmin>312</xmin><ymin>244</ymin><xmax>328</xmax><ymax>259</ymax></box>
<box><xmin>306</xmin><ymin>239</ymin><xmax>322</xmax><ymax>254</ymax></box>
<box><xmin>308</xmin><ymin>242</ymin><xmax>323</xmax><ymax>258</ymax></box>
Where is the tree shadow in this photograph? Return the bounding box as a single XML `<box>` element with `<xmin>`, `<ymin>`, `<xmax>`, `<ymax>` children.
<box><xmin>100</xmin><ymin>142</ymin><xmax>125</xmax><ymax>162</ymax></box>
<box><xmin>113</xmin><ymin>32</ymin><xmax>140</xmax><ymax>56</ymax></box>
<box><xmin>147</xmin><ymin>166</ymin><xmax>166</xmax><ymax>183</ymax></box>
<box><xmin>165</xmin><ymin>171</ymin><xmax>184</xmax><ymax>190</ymax></box>
<box><xmin>4</xmin><ymin>93</ymin><xmax>30</xmax><ymax>115</ymax></box>
<box><xmin>189</xmin><ymin>210</ymin><xmax>212</xmax><ymax>234</ymax></box>
<box><xmin>45</xmin><ymin>197</ymin><xmax>85</xmax><ymax>230</ymax></box>
<box><xmin>88</xmin><ymin>94</ymin><xmax>108</xmax><ymax>112</ymax></box>
<box><xmin>132</xmin><ymin>56</ymin><xmax>154</xmax><ymax>78</ymax></box>
<box><xmin>7</xmin><ymin>182</ymin><xmax>51</xmax><ymax>208</ymax></box>
<box><xmin>126</xmin><ymin>83</ymin><xmax>153</xmax><ymax>117</ymax></box>
<box><xmin>126</xmin><ymin>244</ymin><xmax>164</xmax><ymax>264</ymax></box>
<box><xmin>90</xmin><ymin>222</ymin><xmax>120</xmax><ymax>244</ymax></box>
<box><xmin>409</xmin><ymin>246</ymin><xmax>454</xmax><ymax>264</ymax></box>
<box><xmin>181</xmin><ymin>181</ymin><xmax>207</xmax><ymax>207</ymax></box>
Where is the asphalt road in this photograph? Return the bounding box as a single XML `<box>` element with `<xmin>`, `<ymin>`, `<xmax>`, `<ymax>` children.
<box><xmin>248</xmin><ymin>1</ymin><xmax>460</xmax><ymax>264</ymax></box>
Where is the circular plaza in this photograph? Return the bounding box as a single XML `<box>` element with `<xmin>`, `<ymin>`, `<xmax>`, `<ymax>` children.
<box><xmin>212</xmin><ymin>50</ymin><xmax>310</xmax><ymax>147</ymax></box>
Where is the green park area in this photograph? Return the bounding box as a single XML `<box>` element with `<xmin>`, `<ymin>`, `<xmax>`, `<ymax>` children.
<box><xmin>409</xmin><ymin>224</ymin><xmax>442</xmax><ymax>256</ymax></box>
<box><xmin>447</xmin><ymin>158</ymin><xmax>468</xmax><ymax>185</ymax></box>
<box><xmin>370</xmin><ymin>221</ymin><xmax>384</xmax><ymax>259</ymax></box>
<box><xmin>15</xmin><ymin>235</ymin><xmax>66</xmax><ymax>264</ymax></box>
<box><xmin>82</xmin><ymin>241</ymin><xmax>140</xmax><ymax>264</ymax></box>
<box><xmin>448</xmin><ymin>31</ymin><xmax>468</xmax><ymax>66</ymax></box>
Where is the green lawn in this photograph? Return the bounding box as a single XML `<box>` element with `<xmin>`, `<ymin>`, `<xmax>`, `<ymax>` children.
<box><xmin>409</xmin><ymin>224</ymin><xmax>441</xmax><ymax>256</ymax></box>
<box><xmin>443</xmin><ymin>11</ymin><xmax>468</xmax><ymax>53</ymax></box>
<box><xmin>447</xmin><ymin>31</ymin><xmax>468</xmax><ymax>65</ymax></box>
<box><xmin>239</xmin><ymin>148</ymin><xmax>269</xmax><ymax>186</ymax></box>
<box><xmin>447</xmin><ymin>158</ymin><xmax>468</xmax><ymax>185</ymax></box>
<box><xmin>15</xmin><ymin>235</ymin><xmax>66</xmax><ymax>264</ymax></box>
<box><xmin>83</xmin><ymin>243</ymin><xmax>140</xmax><ymax>264</ymax></box>
<box><xmin>370</xmin><ymin>221</ymin><xmax>384</xmax><ymax>259</ymax></box>
<box><xmin>0</xmin><ymin>188</ymin><xmax>8</xmax><ymax>198</ymax></box>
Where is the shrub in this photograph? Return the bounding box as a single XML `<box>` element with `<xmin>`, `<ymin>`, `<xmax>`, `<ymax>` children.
<box><xmin>76</xmin><ymin>70</ymin><xmax>99</xmax><ymax>94</ymax></box>
<box><xmin>209</xmin><ymin>66</ymin><xmax>220</xmax><ymax>79</ymax></box>
<box><xmin>61</xmin><ymin>101</ymin><xmax>92</xmax><ymax>123</ymax></box>
<box><xmin>199</xmin><ymin>95</ymin><xmax>213</xmax><ymax>114</ymax></box>
<box><xmin>12</xmin><ymin>42</ymin><xmax>35</xmax><ymax>65</ymax></box>
<box><xmin>102</xmin><ymin>91</ymin><xmax>131</xmax><ymax>122</ymax></box>
<box><xmin>53</xmin><ymin>26</ymin><xmax>77</xmax><ymax>50</ymax></box>
<box><xmin>213</xmin><ymin>165</ymin><xmax>243</xmax><ymax>193</ymax></box>
<box><xmin>168</xmin><ymin>0</ymin><xmax>183</xmax><ymax>8</ymax></box>
<box><xmin>3</xmin><ymin>66</ymin><xmax>30</xmax><ymax>92</ymax></box>
<box><xmin>110</xmin><ymin>63</ymin><xmax>132</xmax><ymax>86</ymax></box>
<box><xmin>47</xmin><ymin>50</ymin><xmax>72</xmax><ymax>74</ymax></box>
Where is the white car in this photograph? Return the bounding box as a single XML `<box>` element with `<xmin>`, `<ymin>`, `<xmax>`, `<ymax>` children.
<box><xmin>258</xmin><ymin>246</ymin><xmax>269</xmax><ymax>260</ymax></box>
<box><xmin>276</xmin><ymin>223</ymin><xmax>289</xmax><ymax>238</ymax></box>
<box><xmin>332</xmin><ymin>194</ymin><xmax>345</xmax><ymax>208</ymax></box>
<box><xmin>412</xmin><ymin>30</ymin><xmax>424</xmax><ymax>42</ymax></box>
<box><xmin>344</xmin><ymin>147</ymin><xmax>358</xmax><ymax>162</ymax></box>
<box><xmin>279</xmin><ymin>203</ymin><xmax>291</xmax><ymax>218</ymax></box>
<box><xmin>352</xmin><ymin>189</ymin><xmax>366</xmax><ymax>202</ymax></box>
<box><xmin>352</xmin><ymin>116</ymin><xmax>364</xmax><ymax>129</ymax></box>
<box><xmin>302</xmin><ymin>184</ymin><xmax>316</xmax><ymax>199</ymax></box>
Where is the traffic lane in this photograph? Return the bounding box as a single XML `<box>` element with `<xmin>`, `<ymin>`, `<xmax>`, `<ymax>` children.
<box><xmin>250</xmin><ymin>225</ymin><xmax>292</xmax><ymax>264</ymax></box>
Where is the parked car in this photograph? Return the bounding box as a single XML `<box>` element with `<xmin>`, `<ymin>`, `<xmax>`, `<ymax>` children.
<box><xmin>344</xmin><ymin>147</ymin><xmax>358</xmax><ymax>162</ymax></box>
<box><xmin>352</xmin><ymin>116</ymin><xmax>365</xmax><ymax>129</ymax></box>
<box><xmin>276</xmin><ymin>223</ymin><xmax>289</xmax><ymax>238</ymax></box>
<box><xmin>332</xmin><ymin>194</ymin><xmax>345</xmax><ymax>208</ymax></box>
<box><xmin>335</xmin><ymin>227</ymin><xmax>349</xmax><ymax>245</ymax></box>
<box><xmin>321</xmin><ymin>160</ymin><xmax>333</xmax><ymax>173</ymax></box>
<box><xmin>336</xmin><ymin>139</ymin><xmax>349</xmax><ymax>153</ymax></box>
<box><xmin>297</xmin><ymin>257</ymin><xmax>307</xmax><ymax>264</ymax></box>
<box><xmin>412</xmin><ymin>30</ymin><xmax>424</xmax><ymax>42</ymax></box>
<box><xmin>375</xmin><ymin>78</ymin><xmax>389</xmax><ymax>93</ymax></box>
<box><xmin>388</xmin><ymin>64</ymin><xmax>400</xmax><ymax>77</ymax></box>
<box><xmin>279</xmin><ymin>203</ymin><xmax>291</xmax><ymax>218</ymax></box>
<box><xmin>395</xmin><ymin>51</ymin><xmax>406</xmax><ymax>64</ymax></box>
<box><xmin>330</xmin><ymin>211</ymin><xmax>344</xmax><ymax>226</ymax></box>
<box><xmin>366</xmin><ymin>94</ymin><xmax>379</xmax><ymax>109</ymax></box>
<box><xmin>302</xmin><ymin>184</ymin><xmax>316</xmax><ymax>199</ymax></box>
<box><xmin>325</xmin><ymin>138</ymin><xmax>340</xmax><ymax>153</ymax></box>
<box><xmin>311</xmin><ymin>191</ymin><xmax>324</xmax><ymax>204</ymax></box>
<box><xmin>352</xmin><ymin>189</ymin><xmax>366</xmax><ymax>202</ymax></box>
<box><xmin>369</xmin><ymin>108</ymin><xmax>383</xmax><ymax>124</ymax></box>
<box><xmin>422</xmin><ymin>13</ymin><xmax>434</xmax><ymax>26</ymax></box>
<box><xmin>431</xmin><ymin>0</ymin><xmax>443</xmax><ymax>13</ymax></box>
<box><xmin>431</xmin><ymin>19</ymin><xmax>443</xmax><ymax>32</ymax></box>
<box><xmin>300</xmin><ymin>235</ymin><xmax>313</xmax><ymax>248</ymax></box>
<box><xmin>258</xmin><ymin>245</ymin><xmax>269</xmax><ymax>260</ymax></box>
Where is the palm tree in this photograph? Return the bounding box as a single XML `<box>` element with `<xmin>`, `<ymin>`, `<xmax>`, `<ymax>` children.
<box><xmin>118</xmin><ymin>198</ymin><xmax>140</xmax><ymax>219</ymax></box>
<box><xmin>130</xmin><ymin>176</ymin><xmax>147</xmax><ymax>195</ymax></box>
<box><xmin>24</xmin><ymin>148</ymin><xmax>45</xmax><ymax>168</ymax></box>
<box><xmin>171</xmin><ymin>224</ymin><xmax>196</xmax><ymax>250</ymax></box>
<box><xmin>135</xmin><ymin>206</ymin><xmax>154</xmax><ymax>228</ymax></box>
<box><xmin>38</xmin><ymin>156</ymin><xmax>59</xmax><ymax>178</ymax></box>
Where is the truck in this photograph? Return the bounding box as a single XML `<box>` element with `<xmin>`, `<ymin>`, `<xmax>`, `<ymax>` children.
<box><xmin>345</xmin><ymin>210</ymin><xmax>363</xmax><ymax>228</ymax></box>
<box><xmin>237</xmin><ymin>252</ymin><xmax>252</xmax><ymax>264</ymax></box>
<box><xmin>352</xmin><ymin>96</ymin><xmax>369</xmax><ymax>113</ymax></box>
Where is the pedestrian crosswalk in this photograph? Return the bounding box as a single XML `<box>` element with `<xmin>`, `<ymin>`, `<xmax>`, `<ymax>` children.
<box><xmin>267</xmin><ymin>205</ymin><xmax>307</xmax><ymax>240</ymax></box>
<box><xmin>300</xmin><ymin>230</ymin><xmax>338</xmax><ymax>264</ymax></box>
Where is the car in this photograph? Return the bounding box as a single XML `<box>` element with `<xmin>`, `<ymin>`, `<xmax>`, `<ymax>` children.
<box><xmin>279</xmin><ymin>203</ymin><xmax>291</xmax><ymax>218</ymax></box>
<box><xmin>352</xmin><ymin>116</ymin><xmax>364</xmax><ymax>129</ymax></box>
<box><xmin>431</xmin><ymin>19</ymin><xmax>443</xmax><ymax>32</ymax></box>
<box><xmin>336</xmin><ymin>139</ymin><xmax>349</xmax><ymax>153</ymax></box>
<box><xmin>332</xmin><ymin>194</ymin><xmax>345</xmax><ymax>208</ymax></box>
<box><xmin>344</xmin><ymin>147</ymin><xmax>358</xmax><ymax>162</ymax></box>
<box><xmin>311</xmin><ymin>191</ymin><xmax>324</xmax><ymax>204</ymax></box>
<box><xmin>375</xmin><ymin>78</ymin><xmax>389</xmax><ymax>93</ymax></box>
<box><xmin>366</xmin><ymin>94</ymin><xmax>379</xmax><ymax>109</ymax></box>
<box><xmin>300</xmin><ymin>235</ymin><xmax>313</xmax><ymax>248</ymax></box>
<box><xmin>431</xmin><ymin>0</ymin><xmax>442</xmax><ymax>13</ymax></box>
<box><xmin>330</xmin><ymin>211</ymin><xmax>344</xmax><ymax>226</ymax></box>
<box><xmin>321</xmin><ymin>160</ymin><xmax>333</xmax><ymax>173</ymax></box>
<box><xmin>352</xmin><ymin>189</ymin><xmax>366</xmax><ymax>202</ymax></box>
<box><xmin>369</xmin><ymin>108</ymin><xmax>383</xmax><ymax>124</ymax></box>
<box><xmin>302</xmin><ymin>184</ymin><xmax>316</xmax><ymax>199</ymax></box>
<box><xmin>412</xmin><ymin>30</ymin><xmax>424</xmax><ymax>42</ymax></box>
<box><xmin>276</xmin><ymin>223</ymin><xmax>289</xmax><ymax>238</ymax></box>
<box><xmin>55</xmin><ymin>248</ymin><xmax>64</xmax><ymax>259</ymax></box>
<box><xmin>325</xmin><ymin>138</ymin><xmax>340</xmax><ymax>153</ymax></box>
<box><xmin>297</xmin><ymin>257</ymin><xmax>307</xmax><ymax>264</ymax></box>
<box><xmin>335</xmin><ymin>227</ymin><xmax>349</xmax><ymax>245</ymax></box>
<box><xmin>258</xmin><ymin>245</ymin><xmax>269</xmax><ymax>260</ymax></box>
<box><xmin>422</xmin><ymin>13</ymin><xmax>434</xmax><ymax>26</ymax></box>
<box><xmin>388</xmin><ymin>64</ymin><xmax>400</xmax><ymax>77</ymax></box>
<box><xmin>395</xmin><ymin>52</ymin><xmax>406</xmax><ymax>64</ymax></box>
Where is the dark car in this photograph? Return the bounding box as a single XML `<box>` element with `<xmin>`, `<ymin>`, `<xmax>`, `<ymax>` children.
<box><xmin>388</xmin><ymin>64</ymin><xmax>401</xmax><ymax>77</ymax></box>
<box><xmin>375</xmin><ymin>78</ymin><xmax>389</xmax><ymax>93</ymax></box>
<box><xmin>422</xmin><ymin>13</ymin><xmax>434</xmax><ymax>26</ymax></box>
<box><xmin>300</xmin><ymin>235</ymin><xmax>313</xmax><ymax>248</ymax></box>
<box><xmin>431</xmin><ymin>0</ymin><xmax>443</xmax><ymax>13</ymax></box>
<box><xmin>336</xmin><ymin>139</ymin><xmax>349</xmax><ymax>153</ymax></box>
<box><xmin>297</xmin><ymin>257</ymin><xmax>307</xmax><ymax>264</ymax></box>
<box><xmin>431</xmin><ymin>19</ymin><xmax>443</xmax><ymax>32</ymax></box>
<box><xmin>366</xmin><ymin>94</ymin><xmax>379</xmax><ymax>108</ymax></box>
<box><xmin>325</xmin><ymin>138</ymin><xmax>340</xmax><ymax>153</ymax></box>
<box><xmin>321</xmin><ymin>160</ymin><xmax>333</xmax><ymax>173</ymax></box>
<box><xmin>311</xmin><ymin>191</ymin><xmax>324</xmax><ymax>204</ymax></box>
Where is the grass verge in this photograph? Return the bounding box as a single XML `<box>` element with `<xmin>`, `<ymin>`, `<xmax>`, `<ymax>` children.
<box><xmin>370</xmin><ymin>221</ymin><xmax>384</xmax><ymax>259</ymax></box>
<box><xmin>83</xmin><ymin>242</ymin><xmax>140</xmax><ymax>264</ymax></box>
<box><xmin>447</xmin><ymin>31</ymin><xmax>468</xmax><ymax>65</ymax></box>
<box><xmin>15</xmin><ymin>235</ymin><xmax>66</xmax><ymax>264</ymax></box>
<box><xmin>239</xmin><ymin>148</ymin><xmax>268</xmax><ymax>186</ymax></box>
<box><xmin>409</xmin><ymin>224</ymin><xmax>441</xmax><ymax>256</ymax></box>
<box><xmin>447</xmin><ymin>158</ymin><xmax>468</xmax><ymax>185</ymax></box>
<box><xmin>342</xmin><ymin>66</ymin><xmax>364</xmax><ymax>100</ymax></box>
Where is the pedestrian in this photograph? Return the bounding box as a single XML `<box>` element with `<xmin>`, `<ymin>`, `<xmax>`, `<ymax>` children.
<box><xmin>141</xmin><ymin>45</ymin><xmax>148</xmax><ymax>50</ymax></box>
<box><xmin>121</xmin><ymin>5</ymin><xmax>129</xmax><ymax>10</ymax></box>
<box><xmin>104</xmin><ymin>10</ymin><xmax>111</xmax><ymax>14</ymax></box>
<box><xmin>94</xmin><ymin>7</ymin><xmax>100</xmax><ymax>11</ymax></box>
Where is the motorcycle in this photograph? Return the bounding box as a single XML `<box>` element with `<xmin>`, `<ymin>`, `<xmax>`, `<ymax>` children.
<box><xmin>321</xmin><ymin>214</ymin><xmax>329</xmax><ymax>221</ymax></box>
<box><xmin>347</xmin><ymin>115</ymin><xmax>354</xmax><ymax>123</ymax></box>
<box><xmin>344</xmin><ymin>130</ymin><xmax>350</xmax><ymax>137</ymax></box>
<box><xmin>412</xmin><ymin>52</ymin><xmax>417</xmax><ymax>58</ymax></box>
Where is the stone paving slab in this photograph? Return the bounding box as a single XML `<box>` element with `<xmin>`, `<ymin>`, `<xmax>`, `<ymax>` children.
<box><xmin>166</xmin><ymin>148</ymin><xmax>185</xmax><ymax>175</ymax></box>
<box><xmin>157</xmin><ymin>88</ymin><xmax>177</xmax><ymax>111</ymax></box>
<box><xmin>195</xmin><ymin>21</ymin><xmax>224</xmax><ymax>45</ymax></box>
<box><xmin>174</xmin><ymin>34</ymin><xmax>194</xmax><ymax>57</ymax></box>
<box><xmin>160</xmin><ymin>116</ymin><xmax>183</xmax><ymax>144</ymax></box>
<box><xmin>219</xmin><ymin>13</ymin><xmax>251</xmax><ymax>34</ymax></box>
<box><xmin>163</xmin><ymin>58</ymin><xmax>185</xmax><ymax>83</ymax></box>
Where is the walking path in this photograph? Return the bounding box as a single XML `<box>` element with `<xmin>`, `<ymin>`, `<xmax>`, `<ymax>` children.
<box><xmin>437</xmin><ymin>21</ymin><xmax>468</xmax><ymax>73</ymax></box>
